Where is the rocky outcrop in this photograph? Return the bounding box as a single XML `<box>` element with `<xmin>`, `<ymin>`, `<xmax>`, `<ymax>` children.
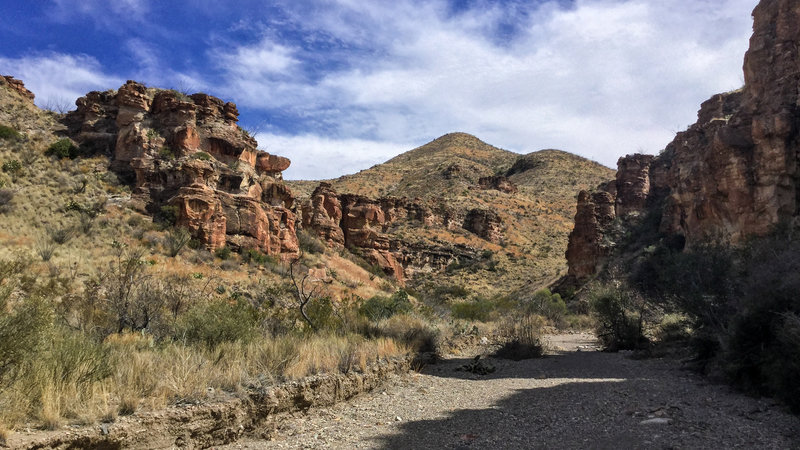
<box><xmin>478</xmin><ymin>175</ymin><xmax>518</xmax><ymax>194</ymax></box>
<box><xmin>301</xmin><ymin>185</ymin><xmax>492</xmax><ymax>281</ymax></box>
<box><xmin>565</xmin><ymin>0</ymin><xmax>800</xmax><ymax>280</ymax></box>
<box><xmin>615</xmin><ymin>154</ymin><xmax>653</xmax><ymax>217</ymax></box>
<box><xmin>1</xmin><ymin>75</ymin><xmax>35</xmax><ymax>102</ymax></box>
<box><xmin>463</xmin><ymin>209</ymin><xmax>504</xmax><ymax>244</ymax></box>
<box><xmin>64</xmin><ymin>81</ymin><xmax>298</xmax><ymax>256</ymax></box>
<box><xmin>565</xmin><ymin>188</ymin><xmax>616</xmax><ymax>279</ymax></box>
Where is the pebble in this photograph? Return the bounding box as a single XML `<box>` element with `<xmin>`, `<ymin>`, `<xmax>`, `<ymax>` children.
<box><xmin>640</xmin><ymin>418</ymin><xmax>672</xmax><ymax>426</ymax></box>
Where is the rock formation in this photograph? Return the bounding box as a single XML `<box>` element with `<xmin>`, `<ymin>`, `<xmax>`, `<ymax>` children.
<box><xmin>1</xmin><ymin>76</ymin><xmax>35</xmax><ymax>102</ymax></box>
<box><xmin>64</xmin><ymin>81</ymin><xmax>298</xmax><ymax>256</ymax></box>
<box><xmin>477</xmin><ymin>175</ymin><xmax>518</xmax><ymax>194</ymax></box>
<box><xmin>301</xmin><ymin>184</ymin><xmax>496</xmax><ymax>281</ymax></box>
<box><xmin>565</xmin><ymin>0</ymin><xmax>800</xmax><ymax>280</ymax></box>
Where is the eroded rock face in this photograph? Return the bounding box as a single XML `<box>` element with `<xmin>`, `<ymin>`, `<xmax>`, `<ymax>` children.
<box><xmin>301</xmin><ymin>184</ymin><xmax>493</xmax><ymax>281</ymax></box>
<box><xmin>565</xmin><ymin>0</ymin><xmax>800</xmax><ymax>280</ymax></box>
<box><xmin>1</xmin><ymin>76</ymin><xmax>35</xmax><ymax>102</ymax></box>
<box><xmin>65</xmin><ymin>81</ymin><xmax>298</xmax><ymax>256</ymax></box>
<box><xmin>565</xmin><ymin>189</ymin><xmax>616</xmax><ymax>279</ymax></box>
<box><xmin>478</xmin><ymin>175</ymin><xmax>518</xmax><ymax>194</ymax></box>
<box><xmin>463</xmin><ymin>209</ymin><xmax>504</xmax><ymax>244</ymax></box>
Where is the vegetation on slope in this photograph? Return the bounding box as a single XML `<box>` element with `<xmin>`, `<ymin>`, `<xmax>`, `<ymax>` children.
<box><xmin>289</xmin><ymin>132</ymin><xmax>615</xmax><ymax>302</ymax></box>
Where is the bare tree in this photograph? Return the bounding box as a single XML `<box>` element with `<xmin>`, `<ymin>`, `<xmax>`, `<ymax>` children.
<box><xmin>288</xmin><ymin>255</ymin><xmax>330</xmax><ymax>332</ymax></box>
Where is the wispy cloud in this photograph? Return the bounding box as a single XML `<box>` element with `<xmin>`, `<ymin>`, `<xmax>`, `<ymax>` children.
<box><xmin>48</xmin><ymin>0</ymin><xmax>150</xmax><ymax>26</ymax></box>
<box><xmin>259</xmin><ymin>133</ymin><xmax>412</xmax><ymax>180</ymax></box>
<box><xmin>216</xmin><ymin>0</ymin><xmax>756</xmax><ymax>173</ymax></box>
<box><xmin>0</xmin><ymin>53</ymin><xmax>123</xmax><ymax>110</ymax></box>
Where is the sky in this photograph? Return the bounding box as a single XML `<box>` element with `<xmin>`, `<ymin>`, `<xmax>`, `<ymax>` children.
<box><xmin>0</xmin><ymin>0</ymin><xmax>757</xmax><ymax>179</ymax></box>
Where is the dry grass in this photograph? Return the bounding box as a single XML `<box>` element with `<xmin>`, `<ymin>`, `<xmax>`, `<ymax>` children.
<box><xmin>0</xmin><ymin>331</ymin><xmax>409</xmax><ymax>430</ymax></box>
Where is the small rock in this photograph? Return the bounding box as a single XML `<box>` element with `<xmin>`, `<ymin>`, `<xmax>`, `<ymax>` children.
<box><xmin>100</xmin><ymin>423</ymin><xmax>109</xmax><ymax>436</ymax></box>
<box><xmin>395</xmin><ymin>416</ymin><xmax>402</xmax><ymax>422</ymax></box>
<box><xmin>640</xmin><ymin>418</ymin><xmax>672</xmax><ymax>425</ymax></box>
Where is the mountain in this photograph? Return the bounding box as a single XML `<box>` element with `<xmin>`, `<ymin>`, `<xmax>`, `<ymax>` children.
<box><xmin>290</xmin><ymin>132</ymin><xmax>614</xmax><ymax>298</ymax></box>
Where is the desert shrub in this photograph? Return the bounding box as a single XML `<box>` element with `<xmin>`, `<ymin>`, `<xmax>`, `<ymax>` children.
<box><xmin>525</xmin><ymin>288</ymin><xmax>568</xmax><ymax>325</ymax></box>
<box><xmin>718</xmin><ymin>238</ymin><xmax>800</xmax><ymax>412</ymax></box>
<box><xmin>47</xmin><ymin>225</ymin><xmax>75</xmax><ymax>245</ymax></box>
<box><xmin>298</xmin><ymin>229</ymin><xmax>326</xmax><ymax>254</ymax></box>
<box><xmin>359</xmin><ymin>290</ymin><xmax>413</xmax><ymax>321</ymax></box>
<box><xmin>154</xmin><ymin>205</ymin><xmax>179</xmax><ymax>228</ymax></box>
<box><xmin>304</xmin><ymin>296</ymin><xmax>341</xmax><ymax>332</ymax></box>
<box><xmin>158</xmin><ymin>146</ymin><xmax>175</xmax><ymax>160</ymax></box>
<box><xmin>0</xmin><ymin>189</ymin><xmax>14</xmax><ymax>214</ymax></box>
<box><xmin>45</xmin><ymin>139</ymin><xmax>80</xmax><ymax>159</ymax></box>
<box><xmin>0</xmin><ymin>125</ymin><xmax>21</xmax><ymax>141</ymax></box>
<box><xmin>370</xmin><ymin>314</ymin><xmax>440</xmax><ymax>353</ymax></box>
<box><xmin>242</xmin><ymin>248</ymin><xmax>277</xmax><ymax>266</ymax></box>
<box><xmin>214</xmin><ymin>246</ymin><xmax>232</xmax><ymax>260</ymax></box>
<box><xmin>450</xmin><ymin>298</ymin><xmax>495</xmax><ymax>322</ymax></box>
<box><xmin>494</xmin><ymin>314</ymin><xmax>546</xmax><ymax>360</ymax></box>
<box><xmin>35</xmin><ymin>238</ymin><xmax>57</xmax><ymax>261</ymax></box>
<box><xmin>164</xmin><ymin>227</ymin><xmax>191</xmax><ymax>257</ymax></box>
<box><xmin>589</xmin><ymin>283</ymin><xmax>648</xmax><ymax>351</ymax></box>
<box><xmin>177</xmin><ymin>297</ymin><xmax>261</xmax><ymax>348</ymax></box>
<box><xmin>1</xmin><ymin>160</ymin><xmax>21</xmax><ymax>176</ymax></box>
<box><xmin>194</xmin><ymin>151</ymin><xmax>211</xmax><ymax>161</ymax></box>
<box><xmin>0</xmin><ymin>296</ymin><xmax>53</xmax><ymax>383</ymax></box>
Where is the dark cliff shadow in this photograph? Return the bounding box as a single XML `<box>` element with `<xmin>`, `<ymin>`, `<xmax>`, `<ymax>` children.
<box><xmin>372</xmin><ymin>350</ymin><xmax>800</xmax><ymax>449</ymax></box>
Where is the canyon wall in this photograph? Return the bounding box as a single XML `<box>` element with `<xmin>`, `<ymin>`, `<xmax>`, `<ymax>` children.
<box><xmin>64</xmin><ymin>81</ymin><xmax>298</xmax><ymax>256</ymax></box>
<box><xmin>566</xmin><ymin>0</ymin><xmax>800</xmax><ymax>280</ymax></box>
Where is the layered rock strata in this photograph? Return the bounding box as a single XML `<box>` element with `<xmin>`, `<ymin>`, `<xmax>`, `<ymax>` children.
<box><xmin>64</xmin><ymin>81</ymin><xmax>298</xmax><ymax>255</ymax></box>
<box><xmin>566</xmin><ymin>0</ymin><xmax>800</xmax><ymax>280</ymax></box>
<box><xmin>301</xmin><ymin>183</ymin><xmax>497</xmax><ymax>281</ymax></box>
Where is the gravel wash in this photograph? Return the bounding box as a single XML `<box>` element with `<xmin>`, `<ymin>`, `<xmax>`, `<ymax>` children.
<box><xmin>221</xmin><ymin>334</ymin><xmax>800</xmax><ymax>449</ymax></box>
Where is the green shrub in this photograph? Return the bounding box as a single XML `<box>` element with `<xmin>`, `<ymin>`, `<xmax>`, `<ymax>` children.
<box><xmin>0</xmin><ymin>125</ymin><xmax>21</xmax><ymax>141</ymax></box>
<box><xmin>298</xmin><ymin>230</ymin><xmax>326</xmax><ymax>254</ymax></box>
<box><xmin>45</xmin><ymin>139</ymin><xmax>80</xmax><ymax>159</ymax></box>
<box><xmin>242</xmin><ymin>248</ymin><xmax>277</xmax><ymax>266</ymax></box>
<box><xmin>158</xmin><ymin>146</ymin><xmax>175</xmax><ymax>160</ymax></box>
<box><xmin>451</xmin><ymin>298</ymin><xmax>495</xmax><ymax>322</ymax></box>
<box><xmin>214</xmin><ymin>247</ymin><xmax>232</xmax><ymax>260</ymax></box>
<box><xmin>177</xmin><ymin>298</ymin><xmax>261</xmax><ymax>347</ymax></box>
<box><xmin>155</xmin><ymin>205</ymin><xmax>179</xmax><ymax>227</ymax></box>
<box><xmin>1</xmin><ymin>160</ymin><xmax>21</xmax><ymax>175</ymax></box>
<box><xmin>0</xmin><ymin>295</ymin><xmax>53</xmax><ymax>382</ymax></box>
<box><xmin>194</xmin><ymin>151</ymin><xmax>211</xmax><ymax>161</ymax></box>
<box><xmin>589</xmin><ymin>284</ymin><xmax>647</xmax><ymax>351</ymax></box>
<box><xmin>359</xmin><ymin>290</ymin><xmax>413</xmax><ymax>321</ymax></box>
<box><xmin>526</xmin><ymin>288</ymin><xmax>567</xmax><ymax>325</ymax></box>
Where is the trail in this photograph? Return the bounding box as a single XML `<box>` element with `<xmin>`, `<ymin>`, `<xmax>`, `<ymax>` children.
<box><xmin>223</xmin><ymin>333</ymin><xmax>799</xmax><ymax>449</ymax></box>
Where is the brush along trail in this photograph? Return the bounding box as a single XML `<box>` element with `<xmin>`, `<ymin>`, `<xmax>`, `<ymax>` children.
<box><xmin>224</xmin><ymin>333</ymin><xmax>799</xmax><ymax>449</ymax></box>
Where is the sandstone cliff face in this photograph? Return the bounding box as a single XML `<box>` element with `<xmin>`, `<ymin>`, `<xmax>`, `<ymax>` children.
<box><xmin>1</xmin><ymin>76</ymin><xmax>35</xmax><ymax>102</ymax></box>
<box><xmin>65</xmin><ymin>81</ymin><xmax>298</xmax><ymax>256</ymax></box>
<box><xmin>301</xmin><ymin>183</ymin><xmax>496</xmax><ymax>281</ymax></box>
<box><xmin>566</xmin><ymin>0</ymin><xmax>800</xmax><ymax>280</ymax></box>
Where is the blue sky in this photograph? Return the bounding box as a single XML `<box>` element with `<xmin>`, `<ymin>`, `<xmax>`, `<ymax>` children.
<box><xmin>1</xmin><ymin>0</ymin><xmax>756</xmax><ymax>179</ymax></box>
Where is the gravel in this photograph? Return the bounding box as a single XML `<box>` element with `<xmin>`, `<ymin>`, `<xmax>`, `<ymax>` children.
<box><xmin>223</xmin><ymin>333</ymin><xmax>800</xmax><ymax>449</ymax></box>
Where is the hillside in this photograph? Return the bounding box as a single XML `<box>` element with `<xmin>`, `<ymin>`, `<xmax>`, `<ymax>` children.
<box><xmin>289</xmin><ymin>132</ymin><xmax>614</xmax><ymax>300</ymax></box>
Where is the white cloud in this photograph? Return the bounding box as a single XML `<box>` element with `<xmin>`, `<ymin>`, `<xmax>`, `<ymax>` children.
<box><xmin>217</xmin><ymin>0</ymin><xmax>756</xmax><ymax>175</ymax></box>
<box><xmin>258</xmin><ymin>133</ymin><xmax>412</xmax><ymax>180</ymax></box>
<box><xmin>0</xmin><ymin>53</ymin><xmax>123</xmax><ymax>110</ymax></box>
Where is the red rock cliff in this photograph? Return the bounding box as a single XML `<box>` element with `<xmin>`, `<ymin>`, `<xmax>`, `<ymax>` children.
<box><xmin>65</xmin><ymin>81</ymin><xmax>298</xmax><ymax>256</ymax></box>
<box><xmin>565</xmin><ymin>0</ymin><xmax>800</xmax><ymax>281</ymax></box>
<box><xmin>301</xmin><ymin>184</ymin><xmax>497</xmax><ymax>281</ymax></box>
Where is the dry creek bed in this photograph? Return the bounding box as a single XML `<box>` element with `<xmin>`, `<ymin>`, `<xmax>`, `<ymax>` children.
<box><xmin>222</xmin><ymin>333</ymin><xmax>800</xmax><ymax>449</ymax></box>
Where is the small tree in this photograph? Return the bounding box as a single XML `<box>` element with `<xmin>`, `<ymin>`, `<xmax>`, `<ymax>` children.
<box><xmin>288</xmin><ymin>255</ymin><xmax>330</xmax><ymax>332</ymax></box>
